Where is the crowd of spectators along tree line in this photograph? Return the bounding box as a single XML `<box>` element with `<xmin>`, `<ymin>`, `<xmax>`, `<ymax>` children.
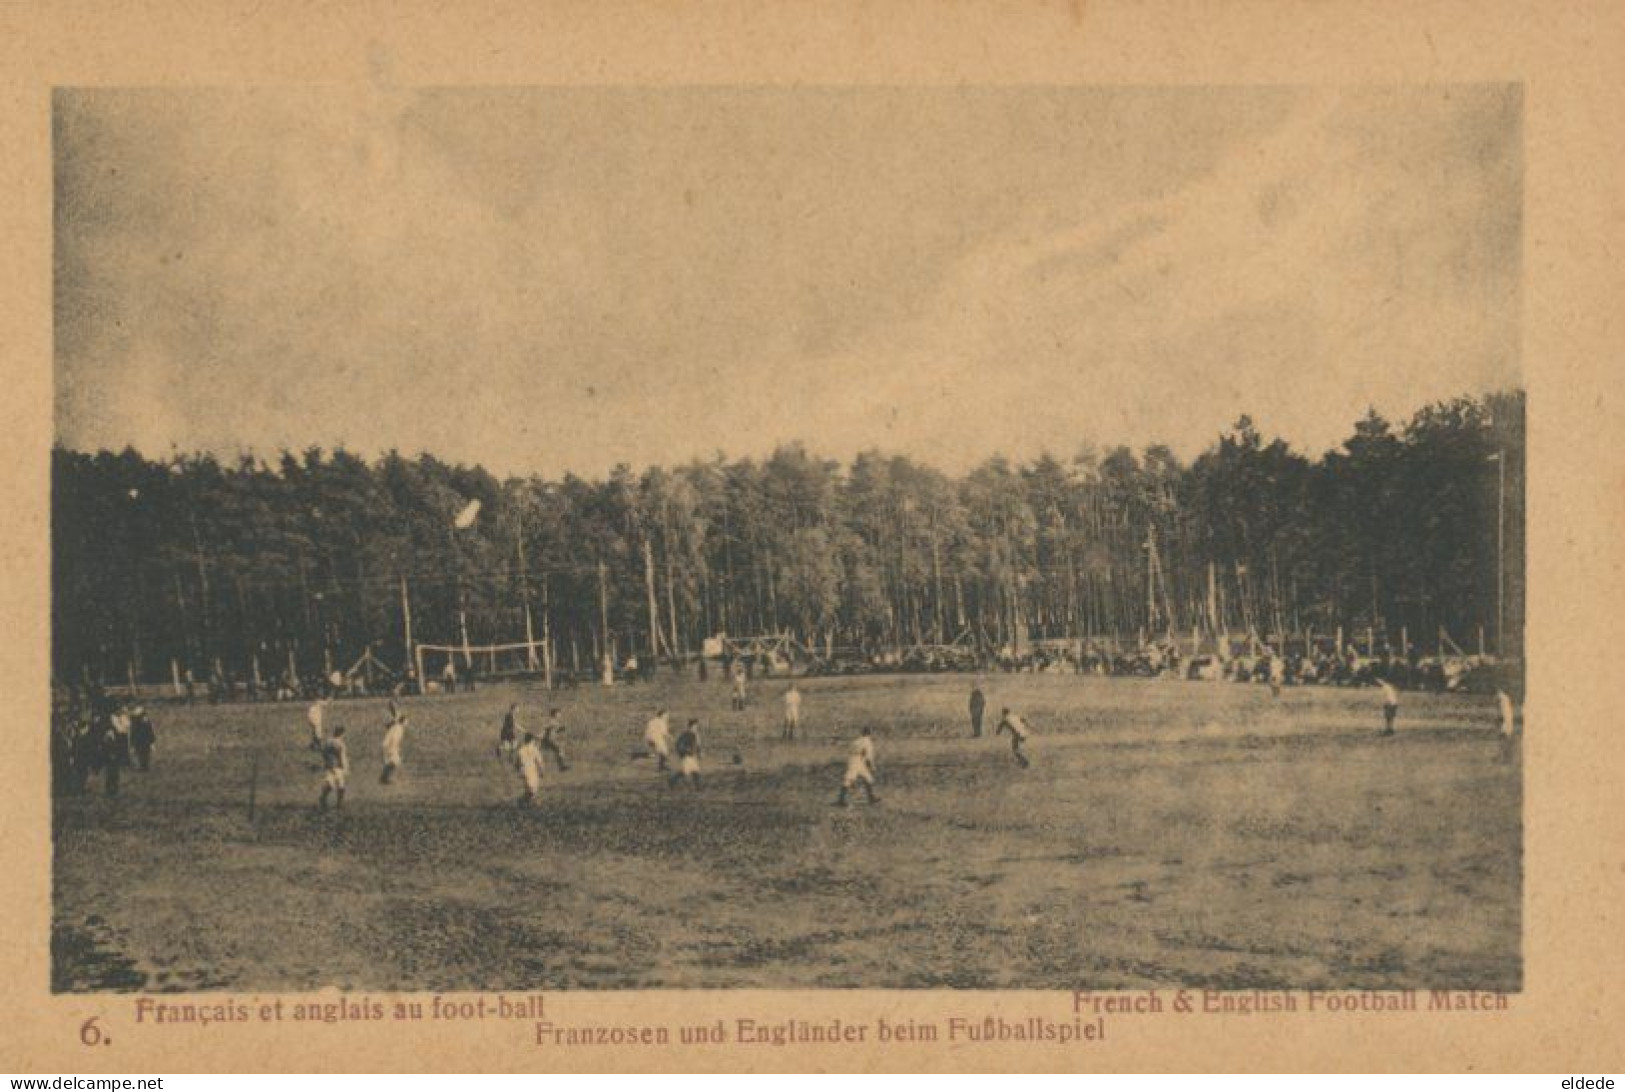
<box><xmin>51</xmin><ymin>388</ymin><xmax>1524</xmax><ymax>703</ymax></box>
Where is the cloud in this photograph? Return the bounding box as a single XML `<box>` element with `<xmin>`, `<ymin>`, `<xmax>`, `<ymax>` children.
<box><xmin>54</xmin><ymin>86</ymin><xmax>1519</xmax><ymax>475</ymax></box>
<box><xmin>786</xmin><ymin>86</ymin><xmax>1520</xmax><ymax>466</ymax></box>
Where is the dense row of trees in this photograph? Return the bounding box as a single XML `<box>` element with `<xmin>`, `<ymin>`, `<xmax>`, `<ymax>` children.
<box><xmin>52</xmin><ymin>389</ymin><xmax>1524</xmax><ymax>688</ymax></box>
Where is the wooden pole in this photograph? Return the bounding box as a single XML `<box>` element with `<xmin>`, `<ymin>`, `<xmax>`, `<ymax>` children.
<box><xmin>1144</xmin><ymin>527</ymin><xmax>1156</xmax><ymax>631</ymax></box>
<box><xmin>522</xmin><ymin>601</ymin><xmax>539</xmax><ymax>671</ymax></box>
<box><xmin>663</xmin><ymin>540</ymin><xmax>682</xmax><ymax>659</ymax></box>
<box><xmin>930</xmin><ymin>516</ymin><xmax>945</xmax><ymax>644</ymax></box>
<box><xmin>643</xmin><ymin>537</ymin><xmax>660</xmax><ymax>667</ymax></box>
<box><xmin>187</xmin><ymin>511</ymin><xmax>213</xmax><ymax>666</ymax></box>
<box><xmin>515</xmin><ymin>520</ymin><xmax>538</xmax><ymax>671</ymax></box>
<box><xmin>1207</xmin><ymin>561</ymin><xmax>1219</xmax><ymax>638</ymax></box>
<box><xmin>597</xmin><ymin>558</ymin><xmax>610</xmax><ymax>646</ymax></box>
<box><xmin>541</xmin><ymin>575</ymin><xmax>554</xmax><ymax>690</ymax></box>
<box><xmin>399</xmin><ymin>574</ymin><xmax>414</xmax><ymax>679</ymax></box>
<box><xmin>459</xmin><ymin>606</ymin><xmax>472</xmax><ymax>668</ymax></box>
<box><xmin>1496</xmin><ymin>449</ymin><xmax>1506</xmax><ymax>657</ymax></box>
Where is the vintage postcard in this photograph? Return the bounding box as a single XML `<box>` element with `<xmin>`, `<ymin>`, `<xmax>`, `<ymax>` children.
<box><xmin>2</xmin><ymin>0</ymin><xmax>1622</xmax><ymax>1074</ymax></box>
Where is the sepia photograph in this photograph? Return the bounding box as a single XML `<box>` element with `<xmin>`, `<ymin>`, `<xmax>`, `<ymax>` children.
<box><xmin>50</xmin><ymin>84</ymin><xmax>1525</xmax><ymax>996</ymax></box>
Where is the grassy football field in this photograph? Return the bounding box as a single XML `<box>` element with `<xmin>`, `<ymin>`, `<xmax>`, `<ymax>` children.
<box><xmin>52</xmin><ymin>672</ymin><xmax>1520</xmax><ymax>992</ymax></box>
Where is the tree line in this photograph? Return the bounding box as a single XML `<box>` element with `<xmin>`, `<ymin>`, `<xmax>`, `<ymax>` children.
<box><xmin>52</xmin><ymin>388</ymin><xmax>1524</xmax><ymax>689</ymax></box>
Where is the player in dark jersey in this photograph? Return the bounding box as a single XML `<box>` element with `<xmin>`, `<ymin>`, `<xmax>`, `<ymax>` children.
<box><xmin>497</xmin><ymin>702</ymin><xmax>520</xmax><ymax>759</ymax></box>
<box><xmin>669</xmin><ymin>719</ymin><xmax>702</xmax><ymax>789</ymax></box>
<box><xmin>968</xmin><ymin>682</ymin><xmax>986</xmax><ymax>737</ymax></box>
<box><xmin>541</xmin><ymin>708</ymin><xmax>570</xmax><ymax>772</ymax></box>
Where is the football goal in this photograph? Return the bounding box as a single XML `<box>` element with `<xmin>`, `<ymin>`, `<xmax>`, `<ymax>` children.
<box><xmin>414</xmin><ymin>639</ymin><xmax>549</xmax><ymax>691</ymax></box>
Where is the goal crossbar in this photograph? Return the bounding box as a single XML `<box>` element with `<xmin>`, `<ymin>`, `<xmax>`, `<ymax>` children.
<box><xmin>413</xmin><ymin>638</ymin><xmax>547</xmax><ymax>689</ymax></box>
<box><xmin>417</xmin><ymin>641</ymin><xmax>544</xmax><ymax>656</ymax></box>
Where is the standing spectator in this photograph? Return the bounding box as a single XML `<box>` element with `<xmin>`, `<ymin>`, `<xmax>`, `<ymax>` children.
<box><xmin>101</xmin><ymin>709</ymin><xmax>131</xmax><ymax>796</ymax></box>
<box><xmin>69</xmin><ymin>718</ymin><xmax>96</xmax><ymax>796</ymax></box>
<box><xmin>129</xmin><ymin>705</ymin><xmax>155</xmax><ymax>771</ymax></box>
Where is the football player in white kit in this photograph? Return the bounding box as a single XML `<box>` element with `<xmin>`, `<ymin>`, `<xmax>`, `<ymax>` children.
<box><xmin>643</xmin><ymin>707</ymin><xmax>673</xmax><ymax>772</ymax></box>
<box><xmin>836</xmin><ymin>727</ymin><xmax>878</xmax><ymax>807</ymax></box>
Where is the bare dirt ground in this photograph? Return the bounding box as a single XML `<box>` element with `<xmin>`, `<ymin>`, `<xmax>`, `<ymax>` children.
<box><xmin>52</xmin><ymin>672</ymin><xmax>1520</xmax><ymax>992</ymax></box>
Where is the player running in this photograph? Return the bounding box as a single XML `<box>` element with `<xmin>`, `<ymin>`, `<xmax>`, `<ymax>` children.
<box><xmin>995</xmin><ymin>707</ymin><xmax>1033</xmax><ymax>768</ymax></box>
<box><xmin>643</xmin><ymin>707</ymin><xmax>673</xmax><ymax>772</ymax></box>
<box><xmin>380</xmin><ymin>709</ymin><xmax>407</xmax><ymax>785</ymax></box>
<box><xmin>515</xmin><ymin>731</ymin><xmax>544</xmax><ymax>807</ymax></box>
<box><xmin>541</xmin><ymin>708</ymin><xmax>570</xmax><ymax>772</ymax></box>
<box><xmin>318</xmin><ymin>725</ymin><xmax>350</xmax><ymax>810</ymax></box>
<box><xmin>497</xmin><ymin>702</ymin><xmax>521</xmax><ymax>760</ymax></box>
<box><xmin>835</xmin><ymin>727</ymin><xmax>878</xmax><ymax>807</ymax></box>
<box><xmin>669</xmin><ymin>719</ymin><xmax>703</xmax><ymax>789</ymax></box>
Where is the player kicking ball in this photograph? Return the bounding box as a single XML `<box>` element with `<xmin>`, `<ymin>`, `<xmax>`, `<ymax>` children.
<box><xmin>669</xmin><ymin>719</ymin><xmax>703</xmax><ymax>789</ymax></box>
<box><xmin>835</xmin><ymin>727</ymin><xmax>878</xmax><ymax>807</ymax></box>
<box><xmin>318</xmin><ymin>725</ymin><xmax>350</xmax><ymax>810</ymax></box>
<box><xmin>995</xmin><ymin>707</ymin><xmax>1033</xmax><ymax>768</ymax></box>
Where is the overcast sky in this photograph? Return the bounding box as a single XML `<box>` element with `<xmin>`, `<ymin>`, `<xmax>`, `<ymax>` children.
<box><xmin>54</xmin><ymin>85</ymin><xmax>1521</xmax><ymax>476</ymax></box>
